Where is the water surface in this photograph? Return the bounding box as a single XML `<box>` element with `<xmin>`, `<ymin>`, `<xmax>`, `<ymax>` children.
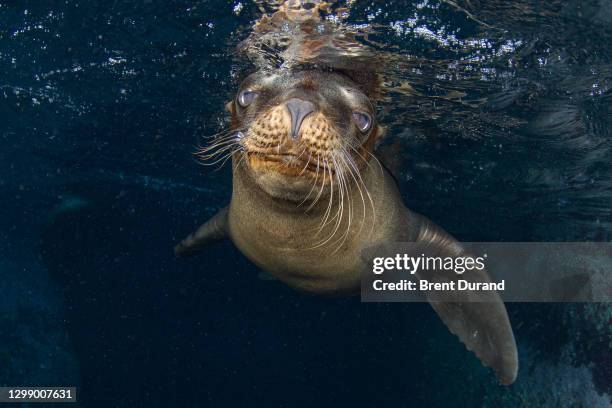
<box><xmin>0</xmin><ymin>1</ymin><xmax>610</xmax><ymax>406</ymax></box>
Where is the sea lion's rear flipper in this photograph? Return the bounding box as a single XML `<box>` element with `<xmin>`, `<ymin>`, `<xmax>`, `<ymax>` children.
<box><xmin>413</xmin><ymin>216</ymin><xmax>518</xmax><ymax>385</ymax></box>
<box><xmin>175</xmin><ymin>207</ymin><xmax>229</xmax><ymax>257</ymax></box>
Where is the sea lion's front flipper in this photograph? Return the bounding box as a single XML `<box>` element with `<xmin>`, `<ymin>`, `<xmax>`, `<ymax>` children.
<box><xmin>413</xmin><ymin>216</ymin><xmax>518</xmax><ymax>385</ymax></box>
<box><xmin>175</xmin><ymin>206</ymin><xmax>229</xmax><ymax>257</ymax></box>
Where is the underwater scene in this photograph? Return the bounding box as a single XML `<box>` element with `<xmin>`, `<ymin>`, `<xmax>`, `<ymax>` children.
<box><xmin>1</xmin><ymin>0</ymin><xmax>611</xmax><ymax>406</ymax></box>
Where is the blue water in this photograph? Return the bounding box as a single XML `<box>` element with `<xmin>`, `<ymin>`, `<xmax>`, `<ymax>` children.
<box><xmin>1</xmin><ymin>1</ymin><xmax>611</xmax><ymax>406</ymax></box>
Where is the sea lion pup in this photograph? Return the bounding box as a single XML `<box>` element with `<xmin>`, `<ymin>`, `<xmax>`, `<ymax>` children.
<box><xmin>175</xmin><ymin>1</ymin><xmax>518</xmax><ymax>385</ymax></box>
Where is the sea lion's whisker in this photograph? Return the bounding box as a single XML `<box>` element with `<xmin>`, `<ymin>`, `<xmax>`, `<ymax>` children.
<box><xmin>197</xmin><ymin>143</ymin><xmax>240</xmax><ymax>161</ymax></box>
<box><xmin>333</xmin><ymin>155</ymin><xmax>345</xmax><ymax>233</ymax></box>
<box><xmin>348</xmin><ymin>145</ymin><xmax>378</xmax><ymax>236</ymax></box>
<box><xmin>361</xmin><ymin>148</ymin><xmax>384</xmax><ymax>178</ymax></box>
<box><xmin>293</xmin><ymin>146</ymin><xmax>308</xmax><ymax>163</ymax></box>
<box><xmin>320</xmin><ymin>165</ymin><xmax>342</xmax><ymax>232</ymax></box>
<box><xmin>307</xmin><ymin>156</ymin><xmax>328</xmax><ymax>212</ymax></box>
<box><xmin>338</xmin><ymin>147</ymin><xmax>363</xmax><ymax>203</ymax></box>
<box><xmin>197</xmin><ymin>136</ymin><xmax>241</xmax><ymax>153</ymax></box>
<box><xmin>340</xmin><ymin>146</ymin><xmax>370</xmax><ymax>227</ymax></box>
<box><xmin>297</xmin><ymin>151</ymin><xmax>312</xmax><ymax>176</ymax></box>
<box><xmin>322</xmin><ymin>161</ymin><xmax>336</xmax><ymax>227</ymax></box>
<box><xmin>338</xmin><ymin>148</ymin><xmax>367</xmax><ymax>236</ymax></box>
<box><xmin>299</xmin><ymin>154</ymin><xmax>321</xmax><ymax>208</ymax></box>
<box><xmin>198</xmin><ymin>151</ymin><xmax>237</xmax><ymax>168</ymax></box>
<box><xmin>199</xmin><ymin>129</ymin><xmax>244</xmax><ymax>146</ymax></box>
<box><xmin>198</xmin><ymin>147</ymin><xmax>240</xmax><ymax>167</ymax></box>
<box><xmin>197</xmin><ymin>140</ymin><xmax>240</xmax><ymax>156</ymax></box>
<box><xmin>200</xmin><ymin>129</ymin><xmax>236</xmax><ymax>145</ymax></box>
<box><xmin>194</xmin><ymin>143</ymin><xmax>236</xmax><ymax>164</ymax></box>
<box><xmin>317</xmin><ymin>160</ymin><xmax>335</xmax><ymax>234</ymax></box>
<box><xmin>315</xmin><ymin>154</ymin><xmax>347</xmax><ymax>250</ymax></box>
<box><xmin>336</xmin><ymin>154</ymin><xmax>355</xmax><ymax>250</ymax></box>
<box><xmin>196</xmin><ymin>130</ymin><xmax>245</xmax><ymax>162</ymax></box>
<box><xmin>217</xmin><ymin>149</ymin><xmax>238</xmax><ymax>169</ymax></box>
<box><xmin>199</xmin><ymin>127</ymin><xmax>242</xmax><ymax>142</ymax></box>
<box><xmin>319</xmin><ymin>148</ymin><xmax>368</xmax><ymax>252</ymax></box>
<box><xmin>196</xmin><ymin>130</ymin><xmax>245</xmax><ymax>157</ymax></box>
<box><xmin>314</xmin><ymin>155</ymin><xmax>350</xmax><ymax>242</ymax></box>
<box><xmin>328</xmin><ymin>166</ymin><xmax>350</xmax><ymax>251</ymax></box>
<box><xmin>330</xmin><ymin>180</ymin><xmax>352</xmax><ymax>254</ymax></box>
<box><xmin>232</xmin><ymin>152</ymin><xmax>247</xmax><ymax>172</ymax></box>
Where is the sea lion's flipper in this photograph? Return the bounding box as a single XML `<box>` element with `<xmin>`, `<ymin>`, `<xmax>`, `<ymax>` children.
<box><xmin>413</xmin><ymin>216</ymin><xmax>519</xmax><ymax>385</ymax></box>
<box><xmin>175</xmin><ymin>207</ymin><xmax>229</xmax><ymax>257</ymax></box>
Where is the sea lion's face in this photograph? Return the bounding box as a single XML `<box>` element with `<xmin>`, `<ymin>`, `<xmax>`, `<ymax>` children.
<box><xmin>228</xmin><ymin>70</ymin><xmax>381</xmax><ymax>202</ymax></box>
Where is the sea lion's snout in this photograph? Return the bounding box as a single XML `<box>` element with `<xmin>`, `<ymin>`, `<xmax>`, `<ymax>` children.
<box><xmin>285</xmin><ymin>98</ymin><xmax>316</xmax><ymax>139</ymax></box>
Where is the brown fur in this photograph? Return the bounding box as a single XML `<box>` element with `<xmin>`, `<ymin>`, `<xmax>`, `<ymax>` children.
<box><xmin>176</xmin><ymin>1</ymin><xmax>519</xmax><ymax>386</ymax></box>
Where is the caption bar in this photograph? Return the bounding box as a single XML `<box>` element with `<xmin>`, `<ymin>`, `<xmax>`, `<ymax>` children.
<box><xmin>361</xmin><ymin>242</ymin><xmax>612</xmax><ymax>302</ymax></box>
<box><xmin>0</xmin><ymin>387</ymin><xmax>77</xmax><ymax>403</ymax></box>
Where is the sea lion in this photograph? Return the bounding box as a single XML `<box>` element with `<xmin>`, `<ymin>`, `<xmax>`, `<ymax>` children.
<box><xmin>175</xmin><ymin>0</ymin><xmax>518</xmax><ymax>385</ymax></box>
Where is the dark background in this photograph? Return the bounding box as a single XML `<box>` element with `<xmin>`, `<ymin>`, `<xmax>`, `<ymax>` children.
<box><xmin>0</xmin><ymin>0</ymin><xmax>610</xmax><ymax>406</ymax></box>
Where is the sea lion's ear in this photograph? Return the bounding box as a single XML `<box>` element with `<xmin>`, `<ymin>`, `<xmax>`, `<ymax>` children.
<box><xmin>225</xmin><ymin>101</ymin><xmax>234</xmax><ymax>114</ymax></box>
<box><xmin>375</xmin><ymin>125</ymin><xmax>386</xmax><ymax>144</ymax></box>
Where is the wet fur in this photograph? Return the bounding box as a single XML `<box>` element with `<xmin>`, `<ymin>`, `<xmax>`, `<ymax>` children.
<box><xmin>176</xmin><ymin>0</ymin><xmax>519</xmax><ymax>386</ymax></box>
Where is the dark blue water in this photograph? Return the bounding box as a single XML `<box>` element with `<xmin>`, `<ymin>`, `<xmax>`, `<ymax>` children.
<box><xmin>1</xmin><ymin>1</ymin><xmax>611</xmax><ymax>407</ymax></box>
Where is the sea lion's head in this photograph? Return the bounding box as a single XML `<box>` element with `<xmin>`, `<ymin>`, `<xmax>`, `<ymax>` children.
<box><xmin>213</xmin><ymin>69</ymin><xmax>383</xmax><ymax>202</ymax></box>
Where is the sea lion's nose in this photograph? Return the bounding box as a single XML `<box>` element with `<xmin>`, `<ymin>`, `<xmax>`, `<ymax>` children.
<box><xmin>285</xmin><ymin>98</ymin><xmax>315</xmax><ymax>139</ymax></box>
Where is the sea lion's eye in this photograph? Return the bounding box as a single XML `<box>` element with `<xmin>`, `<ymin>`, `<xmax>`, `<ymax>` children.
<box><xmin>352</xmin><ymin>111</ymin><xmax>372</xmax><ymax>133</ymax></box>
<box><xmin>238</xmin><ymin>90</ymin><xmax>258</xmax><ymax>107</ymax></box>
